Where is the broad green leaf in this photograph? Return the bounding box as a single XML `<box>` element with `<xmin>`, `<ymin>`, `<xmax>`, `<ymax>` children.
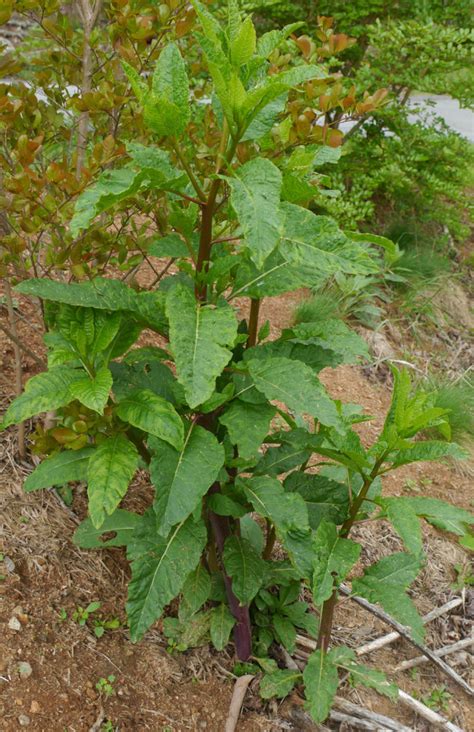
<box><xmin>260</xmin><ymin>669</ymin><xmax>302</xmax><ymax>699</ymax></box>
<box><xmin>288</xmin><ymin>319</ymin><xmax>369</xmax><ymax>363</ymax></box>
<box><xmin>390</xmin><ymin>440</ymin><xmax>468</xmax><ymax>467</ymax></box>
<box><xmin>240</xmin><ymin>514</ymin><xmax>265</xmax><ymax>555</ymax></box>
<box><xmin>242</xmin><ymin>476</ymin><xmax>309</xmax><ymax>534</ymax></box>
<box><xmin>219</xmin><ymin>400</ymin><xmax>275</xmax><ymax>459</ymax></box>
<box><xmin>223</xmin><ymin>536</ymin><xmax>265</xmax><ymax>604</ymax></box>
<box><xmin>150</xmin><ymin>424</ymin><xmax>224</xmax><ymax>536</ymax></box>
<box><xmin>166</xmin><ymin>285</ymin><xmax>237</xmax><ymax>408</ymax></box>
<box><xmin>232</xmin><ymin>248</ymin><xmax>308</xmax><ymax>299</ymax></box>
<box><xmin>116</xmin><ymin>389</ymin><xmax>183</xmax><ymax>450</ymax></box>
<box><xmin>111</xmin><ymin>360</ymin><xmax>179</xmax><ymax>406</ymax></box>
<box><xmin>127</xmin><ymin>512</ymin><xmax>207</xmax><ymax>641</ymax></box>
<box><xmin>163</xmin><ymin>611</ymin><xmax>211</xmax><ymax>649</ymax></box>
<box><xmin>303</xmin><ymin>648</ymin><xmax>339</xmax><ymax>723</ymax></box>
<box><xmin>284</xmin><ymin>473</ymin><xmax>349</xmax><ymax>530</ymax></box>
<box><xmin>352</xmin><ymin>552</ymin><xmax>424</xmax><ymax>642</ymax></box>
<box><xmin>399</xmin><ymin>496</ymin><xmax>474</xmax><ymax>536</ymax></box>
<box><xmin>24</xmin><ymin>447</ymin><xmax>94</xmax><ymax>492</ymax></box>
<box><xmin>279</xmin><ymin>527</ymin><xmax>314</xmax><ymax>579</ymax></box>
<box><xmin>181</xmin><ymin>564</ymin><xmax>211</xmax><ymax>619</ymax></box>
<box><xmin>241</xmin><ymin>94</ymin><xmax>286</xmax><ymax>142</ymax></box>
<box><xmin>381</xmin><ymin>498</ymin><xmax>422</xmax><ymax>554</ymax></box>
<box><xmin>210</xmin><ymin>603</ymin><xmax>235</xmax><ymax>650</ymax></box>
<box><xmin>254</xmin><ymin>428</ymin><xmax>315</xmax><ymax>476</ymax></box>
<box><xmin>87</xmin><ymin>434</ymin><xmax>138</xmax><ymax>529</ymax></box>
<box><xmin>148</xmin><ymin>233</ymin><xmax>189</xmax><ymax>259</ymax></box>
<box><xmin>73</xmin><ymin>509</ymin><xmax>141</xmax><ymax>549</ymax></box>
<box><xmin>347</xmin><ymin>231</ymin><xmax>401</xmax><ymax>264</ymax></box>
<box><xmin>147</xmin><ymin>42</ymin><xmax>190</xmax><ymax>137</ymax></box>
<box><xmin>247</xmin><ymin>356</ymin><xmax>342</xmax><ymax>429</ymax></box>
<box><xmin>2</xmin><ymin>367</ymin><xmax>83</xmax><ymax>427</ymax></box>
<box><xmin>257</xmin><ymin>22</ymin><xmax>304</xmax><ymax>59</ymax></box>
<box><xmin>207</xmin><ymin>493</ymin><xmax>247</xmax><ymax>518</ymax></box>
<box><xmin>273</xmin><ymin>613</ymin><xmax>297</xmax><ymax>651</ymax></box>
<box><xmin>70</xmin><ymin>366</ymin><xmax>113</xmax><ymax>415</ymax></box>
<box><xmin>312</xmin><ymin>520</ymin><xmax>361</xmax><ymax>605</ymax></box>
<box><xmin>15</xmin><ymin>278</ymin><xmax>168</xmax><ymax>334</ymax></box>
<box><xmin>224</xmin><ymin>158</ymin><xmax>282</xmax><ymax>268</ymax></box>
<box><xmin>231</xmin><ymin>15</ymin><xmax>256</xmax><ymax>66</ymax></box>
<box><xmin>280</xmin><ymin>203</ymin><xmax>376</xmax><ymax>279</ymax></box>
<box><xmin>122</xmin><ymin>60</ymin><xmax>148</xmax><ymax>101</ymax></box>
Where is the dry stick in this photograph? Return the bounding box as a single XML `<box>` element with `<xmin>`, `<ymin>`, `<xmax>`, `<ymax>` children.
<box><xmin>397</xmin><ymin>689</ymin><xmax>464</xmax><ymax>732</ymax></box>
<box><xmin>355</xmin><ymin>596</ymin><xmax>464</xmax><ymax>656</ymax></box>
<box><xmin>330</xmin><ymin>710</ymin><xmax>391</xmax><ymax>731</ymax></box>
<box><xmin>224</xmin><ymin>674</ymin><xmax>254</xmax><ymax>732</ymax></box>
<box><xmin>338</xmin><ymin>586</ymin><xmax>473</xmax><ymax>697</ymax></box>
<box><xmin>0</xmin><ymin>319</ymin><xmax>46</xmax><ymax>368</ymax></box>
<box><xmin>4</xmin><ymin>280</ymin><xmax>25</xmax><ymax>459</ymax></box>
<box><xmin>394</xmin><ymin>636</ymin><xmax>473</xmax><ymax>672</ymax></box>
<box><xmin>332</xmin><ymin>697</ymin><xmax>412</xmax><ymax>732</ymax></box>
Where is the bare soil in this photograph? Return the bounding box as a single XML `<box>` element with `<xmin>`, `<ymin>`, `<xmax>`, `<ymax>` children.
<box><xmin>1</xmin><ymin>285</ymin><xmax>473</xmax><ymax>731</ymax></box>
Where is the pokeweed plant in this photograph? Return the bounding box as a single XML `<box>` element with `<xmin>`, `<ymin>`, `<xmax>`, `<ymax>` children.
<box><xmin>2</xmin><ymin>1</ymin><xmax>472</xmax><ymax>723</ymax></box>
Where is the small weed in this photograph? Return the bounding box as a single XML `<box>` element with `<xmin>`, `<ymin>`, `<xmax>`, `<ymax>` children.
<box><xmin>451</xmin><ymin>562</ymin><xmax>474</xmax><ymax>591</ymax></box>
<box><xmin>422</xmin><ymin>685</ymin><xmax>452</xmax><ymax>713</ymax></box>
<box><xmin>93</xmin><ymin>616</ymin><xmax>121</xmax><ymax>638</ymax></box>
<box><xmin>100</xmin><ymin>721</ymin><xmax>115</xmax><ymax>732</ymax></box>
<box><xmin>403</xmin><ymin>478</ymin><xmax>420</xmax><ymax>493</ymax></box>
<box><xmin>57</xmin><ymin>608</ymin><xmax>68</xmax><ymax>622</ymax></box>
<box><xmin>95</xmin><ymin>675</ymin><xmax>116</xmax><ymax>698</ymax></box>
<box><xmin>73</xmin><ymin>601</ymin><xmax>101</xmax><ymax>626</ymax></box>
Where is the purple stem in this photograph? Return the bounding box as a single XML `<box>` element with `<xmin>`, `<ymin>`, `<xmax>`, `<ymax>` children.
<box><xmin>208</xmin><ymin>485</ymin><xmax>252</xmax><ymax>661</ymax></box>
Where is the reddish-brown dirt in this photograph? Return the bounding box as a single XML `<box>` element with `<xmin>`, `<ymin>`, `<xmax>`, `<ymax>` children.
<box><xmin>1</xmin><ymin>284</ymin><xmax>472</xmax><ymax>731</ymax></box>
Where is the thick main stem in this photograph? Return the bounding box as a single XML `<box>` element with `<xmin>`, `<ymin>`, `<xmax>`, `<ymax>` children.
<box><xmin>246</xmin><ymin>298</ymin><xmax>260</xmax><ymax>349</ymax></box>
<box><xmin>208</xmin><ymin>484</ymin><xmax>252</xmax><ymax>660</ymax></box>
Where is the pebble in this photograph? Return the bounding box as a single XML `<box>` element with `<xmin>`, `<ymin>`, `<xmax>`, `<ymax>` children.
<box><xmin>18</xmin><ymin>662</ymin><xmax>33</xmax><ymax>680</ymax></box>
<box><xmin>18</xmin><ymin>715</ymin><xmax>30</xmax><ymax>727</ymax></box>
<box><xmin>8</xmin><ymin>617</ymin><xmax>21</xmax><ymax>632</ymax></box>
<box><xmin>30</xmin><ymin>701</ymin><xmax>40</xmax><ymax>714</ymax></box>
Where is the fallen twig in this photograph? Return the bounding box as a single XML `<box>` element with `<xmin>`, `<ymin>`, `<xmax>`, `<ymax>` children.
<box><xmin>355</xmin><ymin>597</ymin><xmax>463</xmax><ymax>656</ymax></box>
<box><xmin>330</xmin><ymin>709</ymin><xmax>391</xmax><ymax>730</ymax></box>
<box><xmin>338</xmin><ymin>586</ymin><xmax>473</xmax><ymax>697</ymax></box>
<box><xmin>398</xmin><ymin>689</ymin><xmax>464</xmax><ymax>732</ymax></box>
<box><xmin>333</xmin><ymin>696</ymin><xmax>412</xmax><ymax>732</ymax></box>
<box><xmin>224</xmin><ymin>674</ymin><xmax>254</xmax><ymax>732</ymax></box>
<box><xmin>394</xmin><ymin>636</ymin><xmax>473</xmax><ymax>672</ymax></box>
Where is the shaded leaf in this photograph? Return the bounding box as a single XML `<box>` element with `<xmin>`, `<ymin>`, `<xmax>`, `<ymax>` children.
<box><xmin>115</xmin><ymin>388</ymin><xmax>183</xmax><ymax>450</ymax></box>
<box><xmin>87</xmin><ymin>434</ymin><xmax>138</xmax><ymax>529</ymax></box>
<box><xmin>223</xmin><ymin>536</ymin><xmax>265</xmax><ymax>604</ymax></box>
<box><xmin>260</xmin><ymin>669</ymin><xmax>302</xmax><ymax>699</ymax></box>
<box><xmin>284</xmin><ymin>473</ymin><xmax>349</xmax><ymax>530</ymax></box>
<box><xmin>210</xmin><ymin>604</ymin><xmax>235</xmax><ymax>651</ymax></box>
<box><xmin>312</xmin><ymin>521</ymin><xmax>361</xmax><ymax>605</ymax></box>
<box><xmin>219</xmin><ymin>400</ymin><xmax>275</xmax><ymax>459</ymax></box>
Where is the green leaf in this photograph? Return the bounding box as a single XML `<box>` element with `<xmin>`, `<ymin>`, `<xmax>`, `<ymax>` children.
<box><xmin>303</xmin><ymin>648</ymin><xmax>339</xmax><ymax>723</ymax></box>
<box><xmin>247</xmin><ymin>356</ymin><xmax>342</xmax><ymax>429</ymax></box>
<box><xmin>242</xmin><ymin>476</ymin><xmax>309</xmax><ymax>534</ymax></box>
<box><xmin>231</xmin><ymin>15</ymin><xmax>256</xmax><ymax>66</ymax></box>
<box><xmin>240</xmin><ymin>515</ymin><xmax>265</xmax><ymax>555</ymax></box>
<box><xmin>284</xmin><ymin>473</ymin><xmax>349</xmax><ymax>530</ymax></box>
<box><xmin>288</xmin><ymin>319</ymin><xmax>369</xmax><ymax>364</ymax></box>
<box><xmin>210</xmin><ymin>603</ymin><xmax>235</xmax><ymax>651</ymax></box>
<box><xmin>111</xmin><ymin>360</ymin><xmax>179</xmax><ymax>406</ymax></box>
<box><xmin>381</xmin><ymin>498</ymin><xmax>422</xmax><ymax>554</ymax></box>
<box><xmin>232</xmin><ymin>248</ymin><xmax>308</xmax><ymax>299</ymax></box>
<box><xmin>335</xmin><ymin>650</ymin><xmax>398</xmax><ymax>700</ymax></box>
<box><xmin>207</xmin><ymin>493</ymin><xmax>247</xmax><ymax>518</ymax></box>
<box><xmin>127</xmin><ymin>512</ymin><xmax>207</xmax><ymax>641</ymax></box>
<box><xmin>2</xmin><ymin>367</ymin><xmax>83</xmax><ymax>427</ymax></box>
<box><xmin>390</xmin><ymin>440</ymin><xmax>468</xmax><ymax>467</ymax></box>
<box><xmin>150</xmin><ymin>424</ymin><xmax>224</xmax><ymax>536</ymax></box>
<box><xmin>352</xmin><ymin>552</ymin><xmax>424</xmax><ymax>642</ymax></box>
<box><xmin>219</xmin><ymin>400</ymin><xmax>275</xmax><ymax>460</ymax></box>
<box><xmin>280</xmin><ymin>203</ymin><xmax>376</xmax><ymax>280</ymax></box>
<box><xmin>24</xmin><ymin>447</ymin><xmax>94</xmax><ymax>492</ymax></box>
<box><xmin>224</xmin><ymin>158</ymin><xmax>282</xmax><ymax>268</ymax></box>
<box><xmin>399</xmin><ymin>496</ymin><xmax>474</xmax><ymax>536</ymax></box>
<box><xmin>148</xmin><ymin>233</ymin><xmax>189</xmax><ymax>259</ymax></box>
<box><xmin>166</xmin><ymin>285</ymin><xmax>237</xmax><ymax>408</ymax></box>
<box><xmin>115</xmin><ymin>389</ymin><xmax>183</xmax><ymax>450</ymax></box>
<box><xmin>70</xmin><ymin>366</ymin><xmax>112</xmax><ymax>415</ymax></box>
<box><xmin>181</xmin><ymin>564</ymin><xmax>211</xmax><ymax>619</ymax></box>
<box><xmin>254</xmin><ymin>428</ymin><xmax>314</xmax><ymax>476</ymax></box>
<box><xmin>87</xmin><ymin>435</ymin><xmax>138</xmax><ymax>529</ymax></box>
<box><xmin>273</xmin><ymin>614</ymin><xmax>297</xmax><ymax>651</ymax></box>
<box><xmin>73</xmin><ymin>509</ymin><xmax>141</xmax><ymax>549</ymax></box>
<box><xmin>257</xmin><ymin>22</ymin><xmax>304</xmax><ymax>59</ymax></box>
<box><xmin>223</xmin><ymin>536</ymin><xmax>265</xmax><ymax>604</ymax></box>
<box><xmin>260</xmin><ymin>669</ymin><xmax>302</xmax><ymax>699</ymax></box>
<box><xmin>312</xmin><ymin>521</ymin><xmax>361</xmax><ymax>605</ymax></box>
<box><xmin>122</xmin><ymin>60</ymin><xmax>148</xmax><ymax>101</ymax></box>
<box><xmin>147</xmin><ymin>42</ymin><xmax>190</xmax><ymax>137</ymax></box>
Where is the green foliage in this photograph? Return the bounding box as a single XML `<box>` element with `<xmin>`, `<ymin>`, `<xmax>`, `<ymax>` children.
<box><xmin>3</xmin><ymin>2</ymin><xmax>472</xmax><ymax>725</ymax></box>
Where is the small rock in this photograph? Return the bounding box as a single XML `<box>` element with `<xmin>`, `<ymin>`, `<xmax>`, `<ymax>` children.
<box><xmin>29</xmin><ymin>701</ymin><xmax>40</xmax><ymax>714</ymax></box>
<box><xmin>18</xmin><ymin>662</ymin><xmax>33</xmax><ymax>680</ymax></box>
<box><xmin>4</xmin><ymin>556</ymin><xmax>15</xmax><ymax>573</ymax></box>
<box><xmin>18</xmin><ymin>715</ymin><xmax>31</xmax><ymax>727</ymax></box>
<box><xmin>8</xmin><ymin>617</ymin><xmax>21</xmax><ymax>632</ymax></box>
